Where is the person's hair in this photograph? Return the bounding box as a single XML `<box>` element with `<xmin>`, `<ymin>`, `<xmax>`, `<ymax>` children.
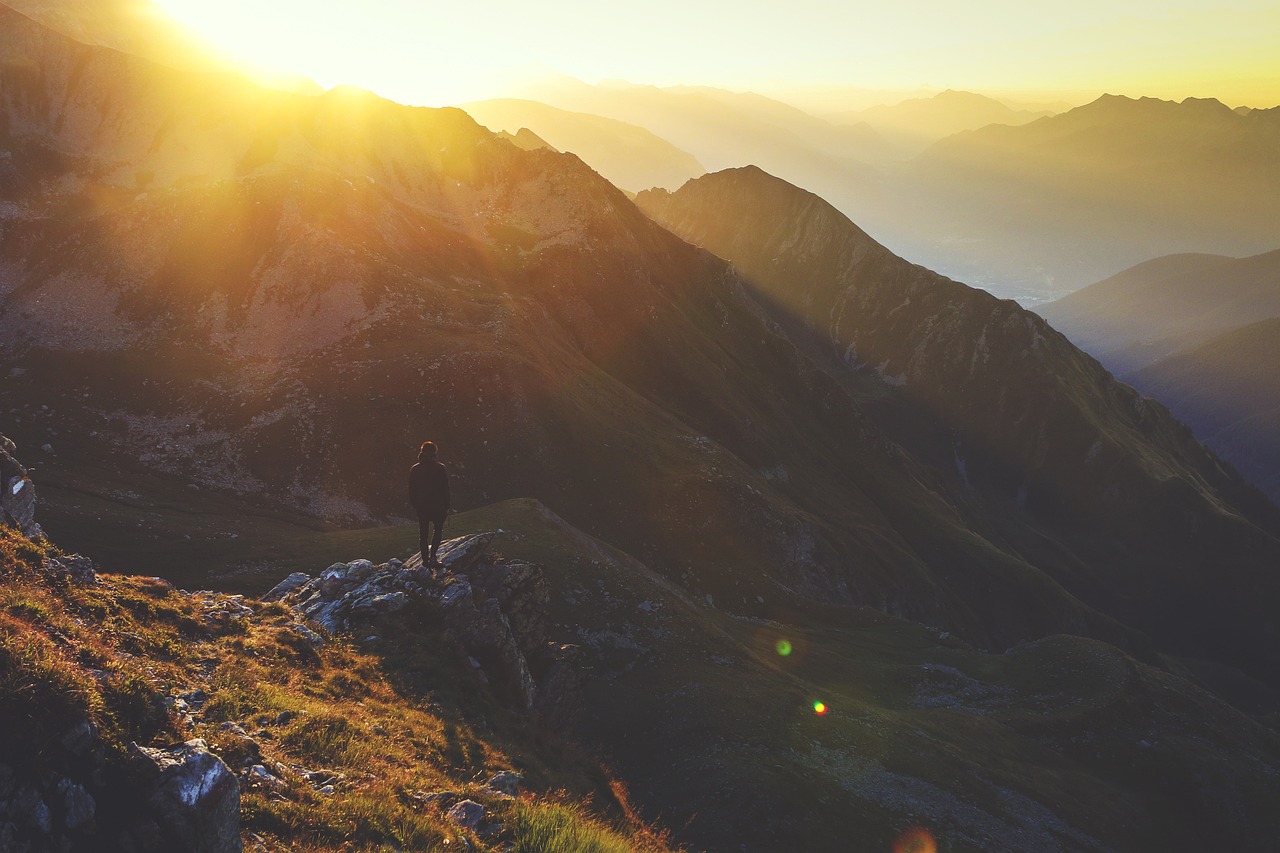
<box><xmin>418</xmin><ymin>441</ymin><xmax>438</xmax><ymax>460</ymax></box>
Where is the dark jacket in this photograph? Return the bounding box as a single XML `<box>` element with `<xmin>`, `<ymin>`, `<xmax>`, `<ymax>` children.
<box><xmin>409</xmin><ymin>460</ymin><xmax>450</xmax><ymax>516</ymax></box>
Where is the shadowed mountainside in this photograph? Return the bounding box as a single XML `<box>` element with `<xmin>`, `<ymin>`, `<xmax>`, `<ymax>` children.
<box><xmin>1038</xmin><ymin>249</ymin><xmax>1280</xmax><ymax>375</ymax></box>
<box><xmin>1129</xmin><ymin>317</ymin><xmax>1280</xmax><ymax>503</ymax></box>
<box><xmin>637</xmin><ymin>166</ymin><xmax>1280</xmax><ymax>682</ymax></box>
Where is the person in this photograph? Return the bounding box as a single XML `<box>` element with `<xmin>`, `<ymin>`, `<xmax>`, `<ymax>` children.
<box><xmin>408</xmin><ymin>440</ymin><xmax>450</xmax><ymax>568</ymax></box>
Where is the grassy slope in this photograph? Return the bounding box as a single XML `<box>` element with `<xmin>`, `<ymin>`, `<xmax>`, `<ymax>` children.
<box><xmin>9</xmin><ymin>484</ymin><xmax>1280</xmax><ymax>851</ymax></box>
<box><xmin>0</xmin><ymin>522</ymin><xmax>679</xmax><ymax>852</ymax></box>
<box><xmin>443</xmin><ymin>501</ymin><xmax>1280</xmax><ymax>852</ymax></box>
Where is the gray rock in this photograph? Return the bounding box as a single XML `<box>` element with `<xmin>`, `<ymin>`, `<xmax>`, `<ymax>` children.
<box><xmin>58</xmin><ymin>780</ymin><xmax>94</xmax><ymax>831</ymax></box>
<box><xmin>286</xmin><ymin>622</ymin><xmax>325</xmax><ymax>648</ymax></box>
<box><xmin>351</xmin><ymin>591</ymin><xmax>408</xmax><ymax>615</ymax></box>
<box><xmin>45</xmin><ymin>554</ymin><xmax>100</xmax><ymax>585</ymax></box>
<box><xmin>487</xmin><ymin>771</ymin><xmax>522</xmax><ymax>797</ymax></box>
<box><xmin>130</xmin><ymin>738</ymin><xmax>241</xmax><ymax>853</ymax></box>
<box><xmin>13</xmin><ymin>785</ymin><xmax>50</xmax><ymax>834</ymax></box>
<box><xmin>261</xmin><ymin>572</ymin><xmax>311</xmax><ymax>602</ymax></box>
<box><xmin>439</xmin><ymin>580</ymin><xmax>474</xmax><ymax>609</ymax></box>
<box><xmin>58</xmin><ymin>720</ymin><xmax>98</xmax><ymax>757</ymax></box>
<box><xmin>446</xmin><ymin>799</ymin><xmax>485</xmax><ymax>829</ymax></box>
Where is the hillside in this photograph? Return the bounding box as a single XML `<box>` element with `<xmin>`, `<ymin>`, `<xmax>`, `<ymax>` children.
<box><xmin>1038</xmin><ymin>249</ymin><xmax>1280</xmax><ymax>374</ymax></box>
<box><xmin>899</xmin><ymin>95</ymin><xmax>1280</xmax><ymax>295</ymax></box>
<box><xmin>461</xmin><ymin>98</ymin><xmax>705</xmax><ymax>192</ymax></box>
<box><xmin>7</xmin><ymin>445</ymin><xmax>1280</xmax><ymax>852</ymax></box>
<box><xmin>1128</xmin><ymin>318</ymin><xmax>1280</xmax><ymax>502</ymax></box>
<box><xmin>637</xmin><ymin>166</ymin><xmax>1280</xmax><ymax>681</ymax></box>
<box><xmin>0</xmin><ymin>449</ymin><xmax>680</xmax><ymax>852</ymax></box>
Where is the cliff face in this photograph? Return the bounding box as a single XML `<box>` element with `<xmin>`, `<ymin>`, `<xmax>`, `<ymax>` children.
<box><xmin>637</xmin><ymin>166</ymin><xmax>1280</xmax><ymax>678</ymax></box>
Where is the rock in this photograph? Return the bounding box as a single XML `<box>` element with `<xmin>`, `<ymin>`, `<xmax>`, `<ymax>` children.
<box><xmin>486</xmin><ymin>771</ymin><xmax>521</xmax><ymax>797</ymax></box>
<box><xmin>440</xmin><ymin>580</ymin><xmax>474</xmax><ymax>609</ymax></box>
<box><xmin>43</xmin><ymin>554</ymin><xmax>97</xmax><ymax>585</ymax></box>
<box><xmin>273</xmin><ymin>711</ymin><xmax>294</xmax><ymax>726</ymax></box>
<box><xmin>130</xmin><ymin>738</ymin><xmax>241</xmax><ymax>853</ymax></box>
<box><xmin>284</xmin><ymin>622</ymin><xmax>325</xmax><ymax>649</ymax></box>
<box><xmin>246</xmin><ymin>765</ymin><xmax>284</xmax><ymax>791</ymax></box>
<box><xmin>58</xmin><ymin>720</ymin><xmax>98</xmax><ymax>757</ymax></box>
<box><xmin>446</xmin><ymin>799</ymin><xmax>485</xmax><ymax>829</ymax></box>
<box><xmin>57</xmin><ymin>780</ymin><xmax>94</xmax><ymax>831</ymax></box>
<box><xmin>261</xmin><ymin>573</ymin><xmax>311</xmax><ymax>602</ymax></box>
<box><xmin>533</xmin><ymin>644</ymin><xmax>585</xmax><ymax>727</ymax></box>
<box><xmin>13</xmin><ymin>785</ymin><xmax>51</xmax><ymax>834</ymax></box>
<box><xmin>410</xmin><ymin>790</ymin><xmax>459</xmax><ymax>808</ymax></box>
<box><xmin>0</xmin><ymin>437</ymin><xmax>37</xmax><ymax>536</ymax></box>
<box><xmin>350</xmin><ymin>591</ymin><xmax>408</xmax><ymax>615</ymax></box>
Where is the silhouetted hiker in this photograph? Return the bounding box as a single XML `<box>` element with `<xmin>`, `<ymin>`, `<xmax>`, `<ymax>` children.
<box><xmin>409</xmin><ymin>440</ymin><xmax>450</xmax><ymax>569</ymax></box>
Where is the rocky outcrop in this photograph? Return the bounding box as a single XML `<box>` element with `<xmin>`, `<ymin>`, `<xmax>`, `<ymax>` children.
<box><xmin>266</xmin><ymin>534</ymin><xmax>579</xmax><ymax>717</ymax></box>
<box><xmin>124</xmin><ymin>739</ymin><xmax>241</xmax><ymax>853</ymax></box>
<box><xmin>0</xmin><ymin>728</ymin><xmax>240</xmax><ymax>853</ymax></box>
<box><xmin>0</xmin><ymin>434</ymin><xmax>39</xmax><ymax>537</ymax></box>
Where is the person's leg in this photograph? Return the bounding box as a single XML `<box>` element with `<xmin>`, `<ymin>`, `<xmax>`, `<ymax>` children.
<box><xmin>429</xmin><ymin>513</ymin><xmax>445</xmax><ymax>563</ymax></box>
<box><xmin>418</xmin><ymin>512</ymin><xmax>431</xmax><ymax>565</ymax></box>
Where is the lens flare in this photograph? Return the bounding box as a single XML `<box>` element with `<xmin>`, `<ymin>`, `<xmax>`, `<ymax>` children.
<box><xmin>893</xmin><ymin>826</ymin><xmax>937</xmax><ymax>853</ymax></box>
<box><xmin>813</xmin><ymin>701</ymin><xmax>828</xmax><ymax>715</ymax></box>
<box><xmin>775</xmin><ymin>639</ymin><xmax>793</xmax><ymax>656</ymax></box>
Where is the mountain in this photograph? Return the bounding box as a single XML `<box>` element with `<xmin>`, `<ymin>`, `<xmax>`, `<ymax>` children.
<box><xmin>497</xmin><ymin>75</ymin><xmax>900</xmax><ymax>229</ymax></box>
<box><xmin>1038</xmin><ymin>249</ymin><xmax>1280</xmax><ymax>374</ymax></box>
<box><xmin>637</xmin><ymin>165</ymin><xmax>1280</xmax><ymax>680</ymax></box>
<box><xmin>831</xmin><ymin>89</ymin><xmax>1053</xmax><ymax>156</ymax></box>
<box><xmin>1128</xmin><ymin>318</ymin><xmax>1280</xmax><ymax>502</ymax></box>
<box><xmin>899</xmin><ymin>95</ymin><xmax>1280</xmax><ymax>295</ymax></box>
<box><xmin>461</xmin><ymin>98</ymin><xmax>704</xmax><ymax>192</ymax></box>
<box><xmin>7</xmin><ymin>6</ymin><xmax>1280</xmax><ymax>848</ymax></box>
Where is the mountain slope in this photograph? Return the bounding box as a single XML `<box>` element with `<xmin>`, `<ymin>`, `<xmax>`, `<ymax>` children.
<box><xmin>1128</xmin><ymin>318</ymin><xmax>1280</xmax><ymax>502</ymax></box>
<box><xmin>500</xmin><ymin>75</ymin><xmax>898</xmax><ymax>229</ymax></box>
<box><xmin>898</xmin><ymin>95</ymin><xmax>1280</xmax><ymax>295</ymax></box>
<box><xmin>833</xmin><ymin>89</ymin><xmax>1052</xmax><ymax>156</ymax></box>
<box><xmin>462</xmin><ymin>98</ymin><xmax>705</xmax><ymax>192</ymax></box>
<box><xmin>1038</xmin><ymin>249</ymin><xmax>1280</xmax><ymax>374</ymax></box>
<box><xmin>637</xmin><ymin>166</ymin><xmax>1280</xmax><ymax>680</ymax></box>
<box><xmin>0</xmin><ymin>1</ymin><xmax>1118</xmax><ymax>655</ymax></box>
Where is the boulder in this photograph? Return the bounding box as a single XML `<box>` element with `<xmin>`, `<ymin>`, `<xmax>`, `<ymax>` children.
<box><xmin>129</xmin><ymin>738</ymin><xmax>241</xmax><ymax>853</ymax></box>
<box><xmin>446</xmin><ymin>799</ymin><xmax>485</xmax><ymax>829</ymax></box>
<box><xmin>44</xmin><ymin>554</ymin><xmax>96</xmax><ymax>585</ymax></box>
<box><xmin>0</xmin><ymin>436</ymin><xmax>37</xmax><ymax>536</ymax></box>
<box><xmin>486</xmin><ymin>771</ymin><xmax>521</xmax><ymax>797</ymax></box>
<box><xmin>262</xmin><ymin>572</ymin><xmax>311</xmax><ymax>602</ymax></box>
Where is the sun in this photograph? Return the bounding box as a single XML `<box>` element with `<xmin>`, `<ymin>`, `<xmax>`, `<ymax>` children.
<box><xmin>151</xmin><ymin>0</ymin><xmax>509</xmax><ymax>107</ymax></box>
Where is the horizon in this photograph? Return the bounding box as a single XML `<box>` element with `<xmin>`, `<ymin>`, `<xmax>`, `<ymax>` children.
<box><xmin>151</xmin><ymin>0</ymin><xmax>1280</xmax><ymax>111</ymax></box>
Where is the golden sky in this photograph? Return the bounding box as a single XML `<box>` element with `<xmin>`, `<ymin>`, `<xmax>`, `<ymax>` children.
<box><xmin>155</xmin><ymin>0</ymin><xmax>1280</xmax><ymax>107</ymax></box>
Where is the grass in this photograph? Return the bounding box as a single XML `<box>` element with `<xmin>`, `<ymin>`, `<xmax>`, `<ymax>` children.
<box><xmin>0</xmin><ymin>521</ymin><xmax>685</xmax><ymax>852</ymax></box>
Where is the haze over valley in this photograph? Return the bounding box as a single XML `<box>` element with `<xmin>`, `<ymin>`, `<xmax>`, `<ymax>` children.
<box><xmin>2</xmin><ymin>1</ymin><xmax>1279</xmax><ymax>852</ymax></box>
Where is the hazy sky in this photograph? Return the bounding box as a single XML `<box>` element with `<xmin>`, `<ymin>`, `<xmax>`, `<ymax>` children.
<box><xmin>156</xmin><ymin>0</ymin><xmax>1280</xmax><ymax>107</ymax></box>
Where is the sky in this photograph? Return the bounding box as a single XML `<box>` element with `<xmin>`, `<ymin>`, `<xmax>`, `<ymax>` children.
<box><xmin>154</xmin><ymin>0</ymin><xmax>1280</xmax><ymax>108</ymax></box>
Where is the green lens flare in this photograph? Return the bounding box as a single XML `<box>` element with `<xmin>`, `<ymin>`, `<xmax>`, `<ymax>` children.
<box><xmin>775</xmin><ymin>639</ymin><xmax>793</xmax><ymax>656</ymax></box>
